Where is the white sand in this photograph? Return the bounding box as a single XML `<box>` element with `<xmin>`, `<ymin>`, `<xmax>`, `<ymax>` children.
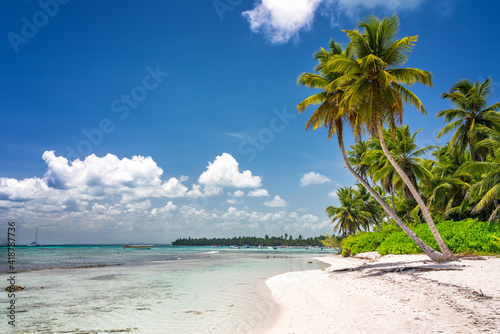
<box><xmin>261</xmin><ymin>253</ymin><xmax>500</xmax><ymax>333</ymax></box>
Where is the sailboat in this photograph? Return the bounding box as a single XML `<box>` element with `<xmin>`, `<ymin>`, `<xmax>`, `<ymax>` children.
<box><xmin>27</xmin><ymin>227</ymin><xmax>40</xmax><ymax>247</ymax></box>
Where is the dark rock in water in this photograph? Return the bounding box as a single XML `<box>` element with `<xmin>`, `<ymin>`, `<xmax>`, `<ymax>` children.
<box><xmin>5</xmin><ymin>285</ymin><xmax>25</xmax><ymax>292</ymax></box>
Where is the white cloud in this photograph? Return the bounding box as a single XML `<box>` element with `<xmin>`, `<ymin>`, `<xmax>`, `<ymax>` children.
<box><xmin>247</xmin><ymin>188</ymin><xmax>270</xmax><ymax>197</ymax></box>
<box><xmin>264</xmin><ymin>195</ymin><xmax>287</xmax><ymax>207</ymax></box>
<box><xmin>1</xmin><ymin>151</ymin><xmax>343</xmax><ymax>243</ymax></box>
<box><xmin>233</xmin><ymin>190</ymin><xmax>245</xmax><ymax>197</ymax></box>
<box><xmin>0</xmin><ymin>151</ymin><xmax>188</xmax><ymax>220</ymax></box>
<box><xmin>151</xmin><ymin>201</ymin><xmax>177</xmax><ymax>216</ymax></box>
<box><xmin>198</xmin><ymin>153</ymin><xmax>262</xmax><ymax>189</ymax></box>
<box><xmin>300</xmin><ymin>172</ymin><xmax>331</xmax><ymax>187</ymax></box>
<box><xmin>242</xmin><ymin>0</ymin><xmax>323</xmax><ymax>44</ymax></box>
<box><xmin>38</xmin><ymin>151</ymin><xmax>188</xmax><ymax>201</ymax></box>
<box><xmin>226</xmin><ymin>198</ymin><xmax>243</xmax><ymax>205</ymax></box>
<box><xmin>242</xmin><ymin>0</ymin><xmax>427</xmax><ymax>43</ymax></box>
<box><xmin>300</xmin><ymin>213</ymin><xmax>319</xmax><ymax>223</ymax></box>
<box><xmin>221</xmin><ymin>207</ymin><xmax>251</xmax><ymax>221</ymax></box>
<box><xmin>328</xmin><ymin>189</ymin><xmax>339</xmax><ymax>198</ymax></box>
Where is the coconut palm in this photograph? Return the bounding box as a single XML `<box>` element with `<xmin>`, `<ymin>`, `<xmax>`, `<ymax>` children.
<box><xmin>326</xmin><ymin>187</ymin><xmax>370</xmax><ymax>235</ymax></box>
<box><xmin>436</xmin><ymin>78</ymin><xmax>500</xmax><ymax>162</ymax></box>
<box><xmin>297</xmin><ymin>37</ymin><xmax>449</xmax><ymax>262</ymax></box>
<box><xmin>427</xmin><ymin>146</ymin><xmax>472</xmax><ymax>220</ymax></box>
<box><xmin>354</xmin><ymin>184</ymin><xmax>381</xmax><ymax>230</ymax></box>
<box><xmin>459</xmin><ymin>126</ymin><xmax>500</xmax><ymax>222</ymax></box>
<box><xmin>324</xmin><ymin>14</ymin><xmax>455</xmax><ymax>261</ymax></box>
<box><xmin>369</xmin><ymin>126</ymin><xmax>435</xmax><ymax>200</ymax></box>
<box><xmin>348</xmin><ymin>140</ymin><xmax>384</xmax><ymax>221</ymax></box>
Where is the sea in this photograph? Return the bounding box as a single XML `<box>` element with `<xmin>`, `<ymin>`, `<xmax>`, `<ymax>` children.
<box><xmin>1</xmin><ymin>245</ymin><xmax>336</xmax><ymax>333</ymax></box>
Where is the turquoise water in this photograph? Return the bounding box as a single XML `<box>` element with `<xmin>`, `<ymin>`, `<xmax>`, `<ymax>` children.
<box><xmin>1</xmin><ymin>246</ymin><xmax>335</xmax><ymax>333</ymax></box>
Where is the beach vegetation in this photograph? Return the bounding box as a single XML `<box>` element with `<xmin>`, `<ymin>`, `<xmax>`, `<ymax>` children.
<box><xmin>172</xmin><ymin>235</ymin><xmax>327</xmax><ymax>247</ymax></box>
<box><xmin>297</xmin><ymin>13</ymin><xmax>500</xmax><ymax>262</ymax></box>
<box><xmin>340</xmin><ymin>219</ymin><xmax>500</xmax><ymax>256</ymax></box>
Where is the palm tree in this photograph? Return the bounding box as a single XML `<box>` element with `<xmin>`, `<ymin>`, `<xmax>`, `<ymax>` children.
<box><xmin>324</xmin><ymin>14</ymin><xmax>455</xmax><ymax>261</ymax></box>
<box><xmin>427</xmin><ymin>146</ymin><xmax>472</xmax><ymax>220</ymax></box>
<box><xmin>354</xmin><ymin>184</ymin><xmax>381</xmax><ymax>230</ymax></box>
<box><xmin>297</xmin><ymin>37</ymin><xmax>449</xmax><ymax>262</ymax></box>
<box><xmin>327</xmin><ymin>187</ymin><xmax>371</xmax><ymax>235</ymax></box>
<box><xmin>348</xmin><ymin>140</ymin><xmax>384</xmax><ymax>222</ymax></box>
<box><xmin>369</xmin><ymin>126</ymin><xmax>435</xmax><ymax>200</ymax></box>
<box><xmin>459</xmin><ymin>126</ymin><xmax>500</xmax><ymax>222</ymax></box>
<box><xmin>436</xmin><ymin>78</ymin><xmax>500</xmax><ymax>162</ymax></box>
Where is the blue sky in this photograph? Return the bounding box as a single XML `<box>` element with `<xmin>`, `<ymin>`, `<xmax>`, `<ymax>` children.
<box><xmin>1</xmin><ymin>0</ymin><xmax>499</xmax><ymax>244</ymax></box>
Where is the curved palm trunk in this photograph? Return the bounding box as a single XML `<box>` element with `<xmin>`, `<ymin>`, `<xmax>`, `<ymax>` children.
<box><xmin>336</xmin><ymin>129</ymin><xmax>446</xmax><ymax>262</ymax></box>
<box><xmin>376</xmin><ymin>121</ymin><xmax>457</xmax><ymax>261</ymax></box>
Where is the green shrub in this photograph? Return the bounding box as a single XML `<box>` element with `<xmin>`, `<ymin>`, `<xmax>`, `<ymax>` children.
<box><xmin>340</xmin><ymin>218</ymin><xmax>500</xmax><ymax>257</ymax></box>
<box><xmin>340</xmin><ymin>224</ymin><xmax>400</xmax><ymax>256</ymax></box>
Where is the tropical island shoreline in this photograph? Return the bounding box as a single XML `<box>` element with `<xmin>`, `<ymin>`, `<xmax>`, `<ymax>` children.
<box><xmin>258</xmin><ymin>253</ymin><xmax>500</xmax><ymax>334</ymax></box>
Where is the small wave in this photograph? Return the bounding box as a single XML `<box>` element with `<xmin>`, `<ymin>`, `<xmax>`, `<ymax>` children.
<box><xmin>200</xmin><ymin>251</ymin><xmax>219</xmax><ymax>255</ymax></box>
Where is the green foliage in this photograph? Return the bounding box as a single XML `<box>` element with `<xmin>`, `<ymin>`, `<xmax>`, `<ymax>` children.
<box><xmin>341</xmin><ymin>224</ymin><xmax>400</xmax><ymax>256</ymax></box>
<box><xmin>321</xmin><ymin>234</ymin><xmax>343</xmax><ymax>248</ymax></box>
<box><xmin>171</xmin><ymin>235</ymin><xmax>326</xmax><ymax>247</ymax></box>
<box><xmin>341</xmin><ymin>219</ymin><xmax>500</xmax><ymax>256</ymax></box>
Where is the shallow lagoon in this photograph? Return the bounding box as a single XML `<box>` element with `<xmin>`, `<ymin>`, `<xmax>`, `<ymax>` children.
<box><xmin>1</xmin><ymin>246</ymin><xmax>334</xmax><ymax>333</ymax></box>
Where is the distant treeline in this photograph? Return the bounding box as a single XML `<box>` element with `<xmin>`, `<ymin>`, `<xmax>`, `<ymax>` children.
<box><xmin>172</xmin><ymin>234</ymin><xmax>327</xmax><ymax>247</ymax></box>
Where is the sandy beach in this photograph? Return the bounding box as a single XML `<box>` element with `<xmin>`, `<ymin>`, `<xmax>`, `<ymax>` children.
<box><xmin>261</xmin><ymin>253</ymin><xmax>500</xmax><ymax>333</ymax></box>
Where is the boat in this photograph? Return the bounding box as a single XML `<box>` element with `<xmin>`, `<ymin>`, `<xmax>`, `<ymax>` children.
<box><xmin>123</xmin><ymin>244</ymin><xmax>154</xmax><ymax>249</ymax></box>
<box><xmin>27</xmin><ymin>227</ymin><xmax>40</xmax><ymax>247</ymax></box>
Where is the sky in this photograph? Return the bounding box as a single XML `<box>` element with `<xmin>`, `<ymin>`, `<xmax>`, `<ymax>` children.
<box><xmin>1</xmin><ymin>0</ymin><xmax>499</xmax><ymax>244</ymax></box>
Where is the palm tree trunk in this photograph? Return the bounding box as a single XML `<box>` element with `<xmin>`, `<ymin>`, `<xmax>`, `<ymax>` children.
<box><xmin>372</xmin><ymin>182</ymin><xmax>383</xmax><ymax>223</ymax></box>
<box><xmin>495</xmin><ymin>199</ymin><xmax>500</xmax><ymax>219</ymax></box>
<box><xmin>390</xmin><ymin>185</ymin><xmax>397</xmax><ymax>213</ymax></box>
<box><xmin>376</xmin><ymin>121</ymin><xmax>456</xmax><ymax>261</ymax></box>
<box><xmin>336</xmin><ymin>128</ymin><xmax>446</xmax><ymax>262</ymax></box>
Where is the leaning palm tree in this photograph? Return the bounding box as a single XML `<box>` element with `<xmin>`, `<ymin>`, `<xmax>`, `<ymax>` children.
<box><xmin>324</xmin><ymin>14</ymin><xmax>455</xmax><ymax>261</ymax></box>
<box><xmin>297</xmin><ymin>38</ymin><xmax>449</xmax><ymax>262</ymax></box>
<box><xmin>436</xmin><ymin>78</ymin><xmax>500</xmax><ymax>162</ymax></box>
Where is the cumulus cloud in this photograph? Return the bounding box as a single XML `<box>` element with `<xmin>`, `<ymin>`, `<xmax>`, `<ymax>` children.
<box><xmin>300</xmin><ymin>172</ymin><xmax>331</xmax><ymax>187</ymax></box>
<box><xmin>242</xmin><ymin>0</ymin><xmax>427</xmax><ymax>43</ymax></box>
<box><xmin>247</xmin><ymin>189</ymin><xmax>270</xmax><ymax>197</ymax></box>
<box><xmin>39</xmin><ymin>151</ymin><xmax>188</xmax><ymax>201</ymax></box>
<box><xmin>264</xmin><ymin>195</ymin><xmax>287</xmax><ymax>207</ymax></box>
<box><xmin>198</xmin><ymin>153</ymin><xmax>261</xmax><ymax>193</ymax></box>
<box><xmin>242</xmin><ymin>0</ymin><xmax>322</xmax><ymax>44</ymax></box>
<box><xmin>150</xmin><ymin>201</ymin><xmax>177</xmax><ymax>216</ymax></box>
<box><xmin>328</xmin><ymin>189</ymin><xmax>339</xmax><ymax>198</ymax></box>
<box><xmin>2</xmin><ymin>151</ymin><xmax>337</xmax><ymax>243</ymax></box>
<box><xmin>233</xmin><ymin>190</ymin><xmax>245</xmax><ymax>197</ymax></box>
<box><xmin>0</xmin><ymin>151</ymin><xmax>188</xmax><ymax>220</ymax></box>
